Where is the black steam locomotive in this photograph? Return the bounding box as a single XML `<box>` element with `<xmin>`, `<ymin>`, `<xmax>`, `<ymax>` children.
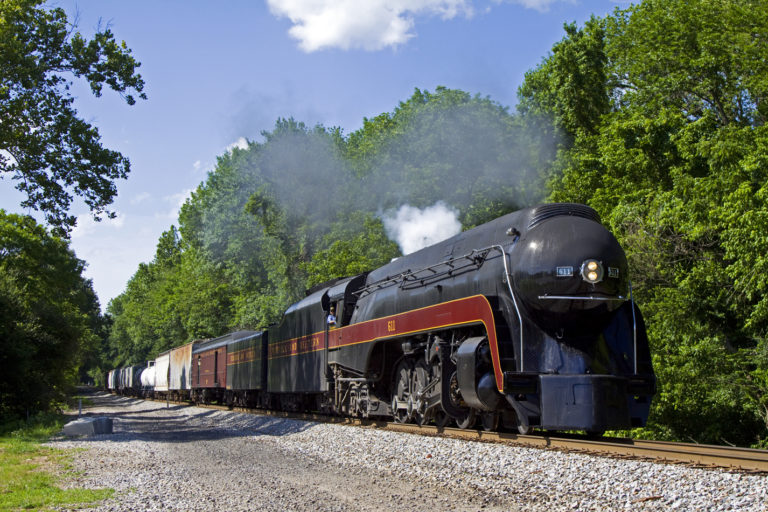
<box><xmin>111</xmin><ymin>203</ymin><xmax>655</xmax><ymax>434</ymax></box>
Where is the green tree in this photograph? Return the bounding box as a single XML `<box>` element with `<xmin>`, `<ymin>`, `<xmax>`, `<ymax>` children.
<box><xmin>304</xmin><ymin>213</ymin><xmax>400</xmax><ymax>288</ymax></box>
<box><xmin>106</xmin><ymin>91</ymin><xmax>548</xmax><ymax>371</ymax></box>
<box><xmin>0</xmin><ymin>0</ymin><xmax>146</xmax><ymax>236</ymax></box>
<box><xmin>518</xmin><ymin>0</ymin><xmax>768</xmax><ymax>445</ymax></box>
<box><xmin>244</xmin><ymin>118</ymin><xmax>350</xmax><ymax>302</ymax></box>
<box><xmin>518</xmin><ymin>17</ymin><xmax>610</xmax><ymax>140</ymax></box>
<box><xmin>346</xmin><ymin>87</ymin><xmax>542</xmax><ymax>225</ymax></box>
<box><xmin>106</xmin><ymin>227</ymin><xmax>210</xmax><ymax>365</ymax></box>
<box><xmin>179</xmin><ymin>139</ymin><xmax>289</xmax><ymax>329</ymax></box>
<box><xmin>0</xmin><ymin>211</ymin><xmax>102</xmax><ymax>417</ymax></box>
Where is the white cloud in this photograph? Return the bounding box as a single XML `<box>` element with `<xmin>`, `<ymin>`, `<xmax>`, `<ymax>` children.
<box><xmin>266</xmin><ymin>0</ymin><xmax>473</xmax><ymax>52</ymax></box>
<box><xmin>504</xmin><ymin>0</ymin><xmax>563</xmax><ymax>12</ymax></box>
<box><xmin>130</xmin><ymin>192</ymin><xmax>151</xmax><ymax>205</ymax></box>
<box><xmin>266</xmin><ymin>0</ymin><xmax>571</xmax><ymax>51</ymax></box>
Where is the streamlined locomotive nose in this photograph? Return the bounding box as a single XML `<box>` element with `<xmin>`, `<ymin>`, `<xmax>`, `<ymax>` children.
<box><xmin>510</xmin><ymin>215</ymin><xmax>629</xmax><ymax>336</ymax></box>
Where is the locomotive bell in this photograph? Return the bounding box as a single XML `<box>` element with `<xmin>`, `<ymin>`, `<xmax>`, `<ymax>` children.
<box><xmin>509</xmin><ymin>215</ymin><xmax>629</xmax><ymax>337</ymax></box>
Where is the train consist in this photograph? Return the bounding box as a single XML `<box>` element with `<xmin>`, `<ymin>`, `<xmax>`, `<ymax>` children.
<box><xmin>108</xmin><ymin>203</ymin><xmax>655</xmax><ymax>434</ymax></box>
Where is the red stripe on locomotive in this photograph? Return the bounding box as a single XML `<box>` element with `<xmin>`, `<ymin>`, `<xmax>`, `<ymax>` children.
<box><xmin>268</xmin><ymin>295</ymin><xmax>504</xmax><ymax>393</ymax></box>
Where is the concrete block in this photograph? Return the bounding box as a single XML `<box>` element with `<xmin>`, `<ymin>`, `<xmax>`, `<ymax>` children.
<box><xmin>62</xmin><ymin>417</ymin><xmax>113</xmax><ymax>436</ymax></box>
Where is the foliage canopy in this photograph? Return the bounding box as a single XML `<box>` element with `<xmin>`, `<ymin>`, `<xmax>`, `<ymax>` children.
<box><xmin>0</xmin><ymin>0</ymin><xmax>146</xmax><ymax>236</ymax></box>
<box><xmin>107</xmin><ymin>88</ymin><xmax>537</xmax><ymax>366</ymax></box>
<box><xmin>520</xmin><ymin>0</ymin><xmax>768</xmax><ymax>445</ymax></box>
<box><xmin>66</xmin><ymin>0</ymin><xmax>768</xmax><ymax>448</ymax></box>
<box><xmin>0</xmin><ymin>211</ymin><xmax>104</xmax><ymax>417</ymax></box>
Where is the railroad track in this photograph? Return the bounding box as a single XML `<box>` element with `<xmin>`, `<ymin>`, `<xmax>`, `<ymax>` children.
<box><xmin>384</xmin><ymin>423</ymin><xmax>768</xmax><ymax>474</ymax></box>
<box><xmin>141</xmin><ymin>394</ymin><xmax>768</xmax><ymax>474</ymax></box>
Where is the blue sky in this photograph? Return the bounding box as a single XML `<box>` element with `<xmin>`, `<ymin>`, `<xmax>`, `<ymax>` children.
<box><xmin>1</xmin><ymin>0</ymin><xmax>629</xmax><ymax>310</ymax></box>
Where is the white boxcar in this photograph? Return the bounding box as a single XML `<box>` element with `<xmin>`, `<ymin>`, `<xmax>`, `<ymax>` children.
<box><xmin>154</xmin><ymin>350</ymin><xmax>171</xmax><ymax>393</ymax></box>
<box><xmin>107</xmin><ymin>369</ymin><xmax>117</xmax><ymax>391</ymax></box>
<box><xmin>118</xmin><ymin>367</ymin><xmax>130</xmax><ymax>391</ymax></box>
<box><xmin>169</xmin><ymin>341</ymin><xmax>196</xmax><ymax>397</ymax></box>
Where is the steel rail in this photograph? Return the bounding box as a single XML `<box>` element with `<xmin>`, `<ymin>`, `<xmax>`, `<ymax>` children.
<box><xmin>133</xmin><ymin>394</ymin><xmax>768</xmax><ymax>474</ymax></box>
<box><xmin>381</xmin><ymin>423</ymin><xmax>768</xmax><ymax>474</ymax></box>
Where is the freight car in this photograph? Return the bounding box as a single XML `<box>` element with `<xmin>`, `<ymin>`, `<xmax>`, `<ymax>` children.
<box><xmin>140</xmin><ymin>361</ymin><xmax>155</xmax><ymax>397</ymax></box>
<box><xmin>169</xmin><ymin>342</ymin><xmax>196</xmax><ymax>401</ymax></box>
<box><xmin>153</xmin><ymin>350</ymin><xmax>171</xmax><ymax>398</ymax></box>
<box><xmin>107</xmin><ymin>366</ymin><xmax>144</xmax><ymax>396</ymax></box>
<box><xmin>109</xmin><ymin>203</ymin><xmax>655</xmax><ymax>434</ymax></box>
<box><xmin>191</xmin><ymin>335</ymin><xmax>228</xmax><ymax>404</ymax></box>
<box><xmin>223</xmin><ymin>331</ymin><xmax>268</xmax><ymax>408</ymax></box>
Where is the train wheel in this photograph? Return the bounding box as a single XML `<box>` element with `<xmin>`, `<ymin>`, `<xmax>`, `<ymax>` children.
<box><xmin>455</xmin><ymin>408</ymin><xmax>476</xmax><ymax>429</ymax></box>
<box><xmin>428</xmin><ymin>359</ymin><xmax>449</xmax><ymax>428</ymax></box>
<box><xmin>500</xmin><ymin>405</ymin><xmax>532</xmax><ymax>434</ymax></box>
<box><xmin>433</xmin><ymin>410</ymin><xmax>450</xmax><ymax>429</ymax></box>
<box><xmin>411</xmin><ymin>361</ymin><xmax>430</xmax><ymax>426</ymax></box>
<box><xmin>500</xmin><ymin>410</ymin><xmax>517</xmax><ymax>431</ymax></box>
<box><xmin>480</xmin><ymin>412</ymin><xmax>498</xmax><ymax>431</ymax></box>
<box><xmin>392</xmin><ymin>360</ymin><xmax>413</xmax><ymax>423</ymax></box>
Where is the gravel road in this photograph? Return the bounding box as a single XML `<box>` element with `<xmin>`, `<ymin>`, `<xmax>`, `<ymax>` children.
<box><xmin>50</xmin><ymin>392</ymin><xmax>767</xmax><ymax>511</ymax></box>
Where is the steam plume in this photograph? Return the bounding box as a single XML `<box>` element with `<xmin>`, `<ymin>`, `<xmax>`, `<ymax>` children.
<box><xmin>382</xmin><ymin>201</ymin><xmax>461</xmax><ymax>255</ymax></box>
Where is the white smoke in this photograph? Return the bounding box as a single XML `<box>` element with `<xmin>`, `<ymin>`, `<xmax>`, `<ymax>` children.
<box><xmin>226</xmin><ymin>137</ymin><xmax>249</xmax><ymax>153</ymax></box>
<box><xmin>382</xmin><ymin>201</ymin><xmax>462</xmax><ymax>255</ymax></box>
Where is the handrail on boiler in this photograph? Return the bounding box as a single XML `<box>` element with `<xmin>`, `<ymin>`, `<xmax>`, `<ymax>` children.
<box><xmin>353</xmin><ymin>242</ymin><xmax>526</xmax><ymax>373</ymax></box>
<box><xmin>489</xmin><ymin>244</ymin><xmax>525</xmax><ymax>373</ymax></box>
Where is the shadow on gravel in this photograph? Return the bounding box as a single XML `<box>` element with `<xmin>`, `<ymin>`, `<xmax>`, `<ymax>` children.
<box><xmin>54</xmin><ymin>392</ymin><xmax>315</xmax><ymax>445</ymax></box>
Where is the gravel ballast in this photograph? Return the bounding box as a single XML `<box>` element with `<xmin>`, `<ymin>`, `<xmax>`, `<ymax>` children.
<box><xmin>51</xmin><ymin>392</ymin><xmax>767</xmax><ymax>511</ymax></box>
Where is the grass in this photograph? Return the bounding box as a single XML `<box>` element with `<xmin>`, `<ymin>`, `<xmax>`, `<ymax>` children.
<box><xmin>0</xmin><ymin>414</ymin><xmax>114</xmax><ymax>511</ymax></box>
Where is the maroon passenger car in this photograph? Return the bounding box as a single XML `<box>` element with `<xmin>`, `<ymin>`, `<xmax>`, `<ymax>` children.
<box><xmin>191</xmin><ymin>334</ymin><xmax>228</xmax><ymax>403</ymax></box>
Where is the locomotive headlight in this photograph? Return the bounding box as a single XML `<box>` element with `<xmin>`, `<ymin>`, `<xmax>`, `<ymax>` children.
<box><xmin>581</xmin><ymin>259</ymin><xmax>604</xmax><ymax>284</ymax></box>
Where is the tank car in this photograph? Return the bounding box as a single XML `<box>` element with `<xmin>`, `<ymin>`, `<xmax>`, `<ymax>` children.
<box><xmin>116</xmin><ymin>367</ymin><xmax>130</xmax><ymax>394</ymax></box>
<box><xmin>140</xmin><ymin>361</ymin><xmax>156</xmax><ymax>397</ymax></box>
<box><xmin>267</xmin><ymin>203</ymin><xmax>655</xmax><ymax>433</ymax></box>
